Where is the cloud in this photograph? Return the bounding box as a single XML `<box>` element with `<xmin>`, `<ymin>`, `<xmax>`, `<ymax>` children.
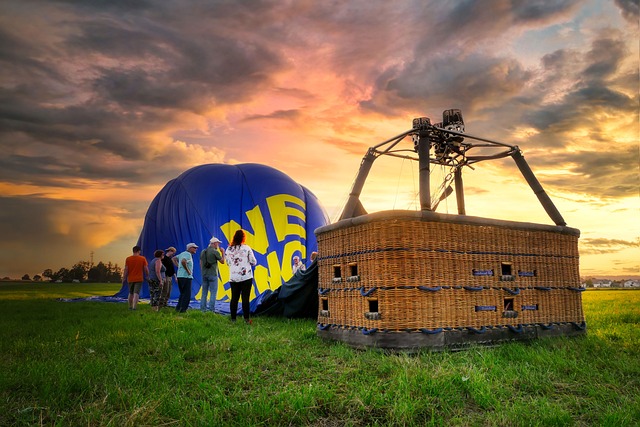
<box><xmin>0</xmin><ymin>0</ymin><xmax>637</xmax><ymax>277</ymax></box>
<box><xmin>363</xmin><ymin>53</ymin><xmax>531</xmax><ymax>115</ymax></box>
<box><xmin>511</xmin><ymin>0</ymin><xmax>583</xmax><ymax>23</ymax></box>
<box><xmin>460</xmin><ymin>32</ymin><xmax>638</xmax><ymax>202</ymax></box>
<box><xmin>620</xmin><ymin>265</ymin><xmax>640</xmax><ymax>274</ymax></box>
<box><xmin>614</xmin><ymin>0</ymin><xmax>640</xmax><ymax>22</ymax></box>
<box><xmin>485</xmin><ymin>33</ymin><xmax>634</xmax><ymax>142</ymax></box>
<box><xmin>356</xmin><ymin>1</ymin><xmax>584</xmax><ymax>118</ymax></box>
<box><xmin>580</xmin><ymin>237</ymin><xmax>639</xmax><ymax>255</ymax></box>
<box><xmin>0</xmin><ymin>5</ymin><xmax>234</xmax><ymax>189</ymax></box>
<box><xmin>242</xmin><ymin>109</ymin><xmax>303</xmax><ymax>123</ymax></box>
<box><xmin>321</xmin><ymin>137</ymin><xmax>371</xmax><ymax>156</ymax></box>
<box><xmin>421</xmin><ymin>0</ymin><xmax>581</xmax><ymax>53</ymax></box>
<box><xmin>583</xmin><ymin>37</ymin><xmax>628</xmax><ymax>80</ymax></box>
<box><xmin>501</xmin><ymin>146</ymin><xmax>639</xmax><ymax>200</ymax></box>
<box><xmin>0</xmin><ymin>195</ymin><xmax>143</xmax><ymax>276</ymax></box>
<box><xmin>0</xmin><ymin>120</ymin><xmax>226</xmax><ymax>189</ymax></box>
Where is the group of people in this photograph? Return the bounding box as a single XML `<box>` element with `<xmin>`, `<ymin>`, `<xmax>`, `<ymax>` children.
<box><xmin>122</xmin><ymin>245</ymin><xmax>181</xmax><ymax>311</ymax></box>
<box><xmin>123</xmin><ymin>229</ymin><xmax>269</xmax><ymax>324</ymax></box>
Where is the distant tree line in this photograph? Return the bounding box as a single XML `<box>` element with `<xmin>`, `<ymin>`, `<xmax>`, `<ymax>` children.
<box><xmin>33</xmin><ymin>261</ymin><xmax>123</xmax><ymax>283</ymax></box>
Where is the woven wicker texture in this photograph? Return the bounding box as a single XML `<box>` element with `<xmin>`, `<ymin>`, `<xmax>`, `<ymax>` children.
<box><xmin>316</xmin><ymin>215</ymin><xmax>584</xmax><ymax>332</ymax></box>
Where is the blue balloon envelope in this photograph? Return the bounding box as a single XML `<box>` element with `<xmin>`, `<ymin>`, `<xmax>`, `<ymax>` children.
<box><xmin>115</xmin><ymin>163</ymin><xmax>329</xmax><ymax>313</ymax></box>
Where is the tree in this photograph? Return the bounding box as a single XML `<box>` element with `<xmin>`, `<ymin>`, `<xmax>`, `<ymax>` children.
<box><xmin>88</xmin><ymin>262</ymin><xmax>109</xmax><ymax>282</ymax></box>
<box><xmin>54</xmin><ymin>268</ymin><xmax>69</xmax><ymax>282</ymax></box>
<box><xmin>106</xmin><ymin>262</ymin><xmax>122</xmax><ymax>282</ymax></box>
<box><xmin>22</xmin><ymin>274</ymin><xmax>30</xmax><ymax>281</ymax></box>
<box><xmin>41</xmin><ymin>260</ymin><xmax>123</xmax><ymax>283</ymax></box>
<box><xmin>33</xmin><ymin>275</ymin><xmax>42</xmax><ymax>282</ymax></box>
<box><xmin>69</xmin><ymin>261</ymin><xmax>90</xmax><ymax>282</ymax></box>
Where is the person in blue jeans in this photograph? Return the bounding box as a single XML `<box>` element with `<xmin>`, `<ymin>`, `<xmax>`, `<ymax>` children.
<box><xmin>176</xmin><ymin>242</ymin><xmax>198</xmax><ymax>313</ymax></box>
<box><xmin>199</xmin><ymin>236</ymin><xmax>225</xmax><ymax>312</ymax></box>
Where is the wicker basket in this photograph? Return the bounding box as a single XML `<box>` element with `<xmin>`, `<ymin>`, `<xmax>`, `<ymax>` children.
<box><xmin>315</xmin><ymin>210</ymin><xmax>585</xmax><ymax>350</ymax></box>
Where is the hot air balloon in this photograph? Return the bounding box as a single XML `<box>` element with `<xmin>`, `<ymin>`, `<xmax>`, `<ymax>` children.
<box><xmin>115</xmin><ymin>163</ymin><xmax>329</xmax><ymax>314</ymax></box>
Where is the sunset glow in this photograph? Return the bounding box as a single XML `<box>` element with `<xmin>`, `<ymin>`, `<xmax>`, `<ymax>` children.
<box><xmin>0</xmin><ymin>0</ymin><xmax>638</xmax><ymax>279</ymax></box>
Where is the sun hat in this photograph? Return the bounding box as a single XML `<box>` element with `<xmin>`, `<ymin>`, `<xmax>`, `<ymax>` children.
<box><xmin>210</xmin><ymin>237</ymin><xmax>221</xmax><ymax>243</ymax></box>
<box><xmin>186</xmin><ymin>243</ymin><xmax>198</xmax><ymax>250</ymax></box>
<box><xmin>165</xmin><ymin>246</ymin><xmax>177</xmax><ymax>253</ymax></box>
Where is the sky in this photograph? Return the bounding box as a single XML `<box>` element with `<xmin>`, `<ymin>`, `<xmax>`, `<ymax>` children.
<box><xmin>0</xmin><ymin>0</ymin><xmax>638</xmax><ymax>280</ymax></box>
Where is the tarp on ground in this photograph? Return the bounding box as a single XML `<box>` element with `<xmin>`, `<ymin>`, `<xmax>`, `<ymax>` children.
<box><xmin>254</xmin><ymin>259</ymin><xmax>319</xmax><ymax>318</ymax></box>
<box><xmin>112</xmin><ymin>163</ymin><xmax>329</xmax><ymax>315</ymax></box>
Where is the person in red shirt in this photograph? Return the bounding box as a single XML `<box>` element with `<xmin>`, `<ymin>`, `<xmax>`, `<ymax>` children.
<box><xmin>123</xmin><ymin>245</ymin><xmax>149</xmax><ymax>310</ymax></box>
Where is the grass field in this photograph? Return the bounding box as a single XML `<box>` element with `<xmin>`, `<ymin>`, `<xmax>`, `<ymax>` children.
<box><xmin>1</xmin><ymin>283</ymin><xmax>638</xmax><ymax>426</ymax></box>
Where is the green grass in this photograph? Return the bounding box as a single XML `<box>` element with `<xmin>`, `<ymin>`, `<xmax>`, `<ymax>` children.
<box><xmin>1</xmin><ymin>283</ymin><xmax>638</xmax><ymax>426</ymax></box>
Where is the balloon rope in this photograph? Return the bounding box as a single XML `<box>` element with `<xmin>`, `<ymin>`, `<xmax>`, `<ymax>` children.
<box><xmin>393</xmin><ymin>158</ymin><xmax>405</xmax><ymax>210</ymax></box>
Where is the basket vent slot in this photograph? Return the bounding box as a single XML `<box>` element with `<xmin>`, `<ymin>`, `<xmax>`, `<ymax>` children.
<box><xmin>332</xmin><ymin>265</ymin><xmax>342</xmax><ymax>282</ymax></box>
<box><xmin>319</xmin><ymin>298</ymin><xmax>329</xmax><ymax>317</ymax></box>
<box><xmin>364</xmin><ymin>298</ymin><xmax>380</xmax><ymax>320</ymax></box>
<box><xmin>502</xmin><ymin>297</ymin><xmax>519</xmax><ymax>318</ymax></box>
<box><xmin>504</xmin><ymin>297</ymin><xmax>514</xmax><ymax>311</ymax></box>
<box><xmin>346</xmin><ymin>263</ymin><xmax>360</xmax><ymax>282</ymax></box>
<box><xmin>500</xmin><ymin>263</ymin><xmax>515</xmax><ymax>281</ymax></box>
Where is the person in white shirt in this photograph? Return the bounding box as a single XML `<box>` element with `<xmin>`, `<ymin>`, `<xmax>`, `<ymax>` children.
<box><xmin>224</xmin><ymin>229</ymin><xmax>257</xmax><ymax>324</ymax></box>
<box><xmin>292</xmin><ymin>255</ymin><xmax>306</xmax><ymax>275</ymax></box>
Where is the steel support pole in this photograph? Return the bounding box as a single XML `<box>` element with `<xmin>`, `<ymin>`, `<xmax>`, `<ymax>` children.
<box><xmin>339</xmin><ymin>149</ymin><xmax>377</xmax><ymax>220</ymax></box>
<box><xmin>418</xmin><ymin>133</ymin><xmax>431</xmax><ymax>211</ymax></box>
<box><xmin>454</xmin><ymin>167</ymin><xmax>466</xmax><ymax>215</ymax></box>
<box><xmin>511</xmin><ymin>150</ymin><xmax>566</xmax><ymax>226</ymax></box>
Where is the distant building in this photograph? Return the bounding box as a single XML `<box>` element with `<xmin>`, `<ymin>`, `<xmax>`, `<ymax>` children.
<box><xmin>593</xmin><ymin>280</ymin><xmax>612</xmax><ymax>288</ymax></box>
<box><xmin>623</xmin><ymin>280</ymin><xmax>640</xmax><ymax>288</ymax></box>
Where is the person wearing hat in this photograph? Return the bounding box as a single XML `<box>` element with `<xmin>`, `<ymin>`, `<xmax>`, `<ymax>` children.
<box><xmin>159</xmin><ymin>246</ymin><xmax>177</xmax><ymax>308</ymax></box>
<box><xmin>175</xmin><ymin>243</ymin><xmax>198</xmax><ymax>313</ymax></box>
<box><xmin>199</xmin><ymin>237</ymin><xmax>225</xmax><ymax>313</ymax></box>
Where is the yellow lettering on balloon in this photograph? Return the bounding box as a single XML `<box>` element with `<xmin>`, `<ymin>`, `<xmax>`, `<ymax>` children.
<box><xmin>253</xmin><ymin>251</ymin><xmax>283</xmax><ymax>294</ymax></box>
<box><xmin>217</xmin><ymin>264</ymin><xmax>230</xmax><ymax>300</ymax></box>
<box><xmin>266</xmin><ymin>194</ymin><xmax>306</xmax><ymax>242</ymax></box>
<box><xmin>220</xmin><ymin>205</ymin><xmax>269</xmax><ymax>254</ymax></box>
<box><xmin>253</xmin><ymin>266</ymin><xmax>267</xmax><ymax>296</ymax></box>
<box><xmin>217</xmin><ymin>195</ymin><xmax>312</xmax><ymax>300</ymax></box>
